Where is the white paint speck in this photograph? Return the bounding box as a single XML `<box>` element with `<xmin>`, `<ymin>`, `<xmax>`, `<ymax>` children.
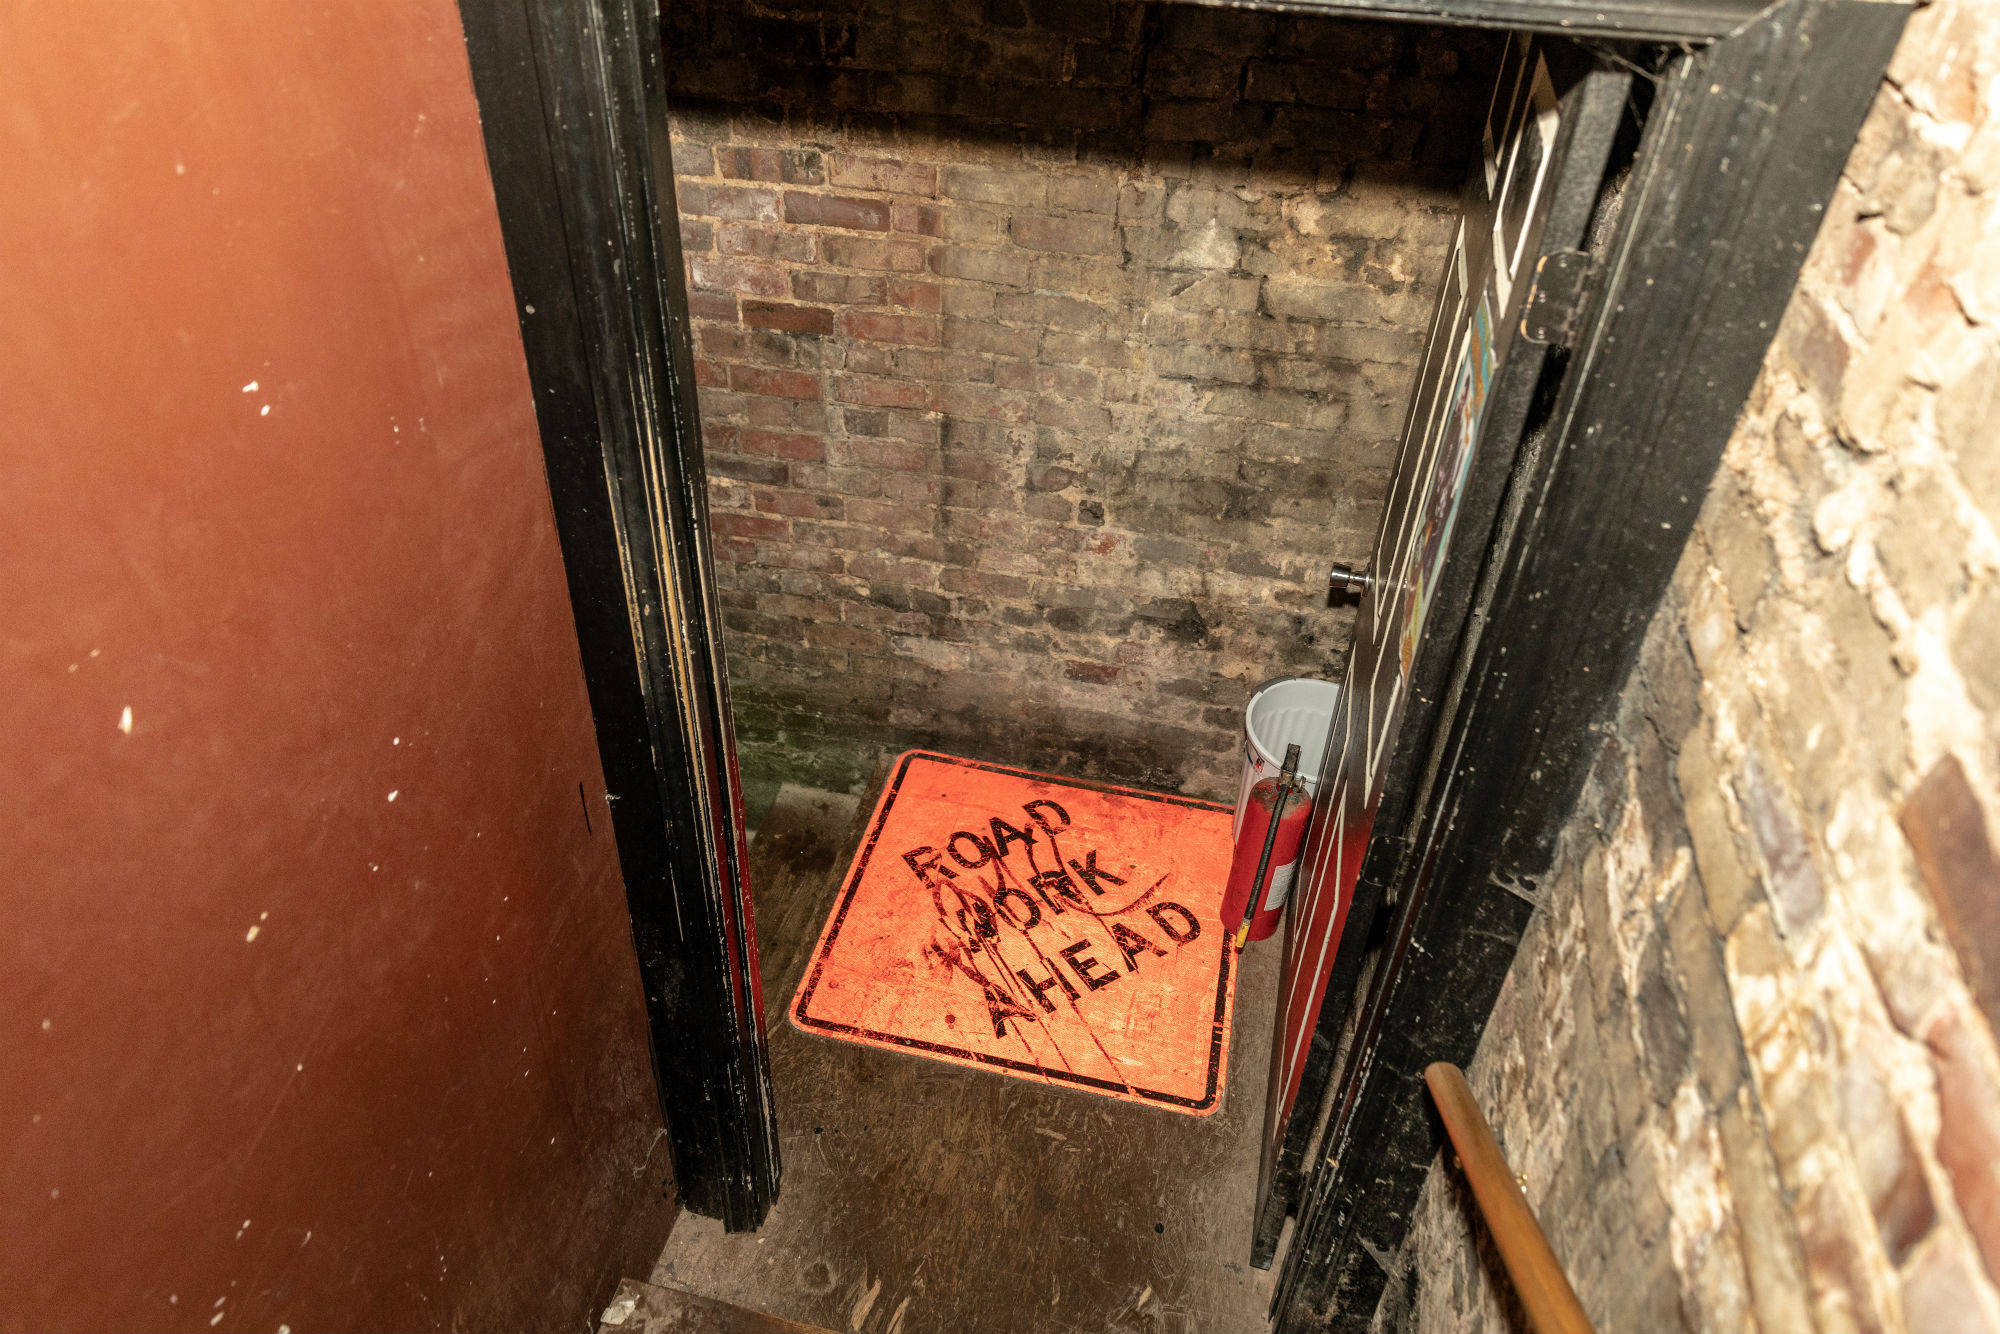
<box><xmin>295</xmin><ymin>1063</ymin><xmax>303</xmax><ymax>1072</ymax></box>
<box><xmin>40</xmin><ymin>1019</ymin><xmax>50</xmax><ymax>1031</ymax></box>
<box><xmin>50</xmin><ymin>1188</ymin><xmax>59</xmax><ymax>1199</ymax></box>
<box><xmin>241</xmin><ymin>380</ymin><xmax>258</xmax><ymax>393</ymax></box>
<box><xmin>524</xmin><ymin>304</ymin><xmax>536</xmax><ymax>315</ymax></box>
<box><xmin>244</xmin><ymin>925</ymin><xmax>260</xmax><ymax>943</ymax></box>
<box><xmin>387</xmin><ymin>790</ymin><xmax>399</xmax><ymax>803</ymax></box>
<box><xmin>67</xmin><ymin>663</ymin><xmax>77</xmax><ymax>673</ymax></box>
<box><xmin>175</xmin><ymin>162</ymin><xmax>185</xmax><ymax>175</ymax></box>
<box><xmin>369</xmin><ymin>863</ymin><xmax>379</xmax><ymax>872</ymax></box>
<box><xmin>169</xmin><ymin>1295</ymin><xmax>177</xmax><ymax>1305</ymax></box>
<box><xmin>260</xmin><ymin>911</ymin><xmax>268</xmax><ymax>921</ymax></box>
<box><xmin>259</xmin><ymin>405</ymin><xmax>270</xmax><ymax>417</ymax></box>
<box><xmin>118</xmin><ymin>706</ymin><xmax>132</xmax><ymax>734</ymax></box>
<box><xmin>89</xmin><ymin>648</ymin><xmax>99</xmax><ymax>658</ymax></box>
<box><xmin>209</xmin><ymin>1311</ymin><xmax>224</xmax><ymax>1327</ymax></box>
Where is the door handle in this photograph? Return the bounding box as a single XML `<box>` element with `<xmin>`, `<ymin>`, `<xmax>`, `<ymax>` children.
<box><xmin>1327</xmin><ymin>563</ymin><xmax>1371</xmax><ymax>598</ymax></box>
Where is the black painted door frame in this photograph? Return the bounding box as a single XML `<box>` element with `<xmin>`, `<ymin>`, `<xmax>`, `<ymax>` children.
<box><xmin>459</xmin><ymin>0</ymin><xmax>779</xmax><ymax>1229</ymax></box>
<box><xmin>449</xmin><ymin>0</ymin><xmax>1905</xmax><ymax>1264</ymax></box>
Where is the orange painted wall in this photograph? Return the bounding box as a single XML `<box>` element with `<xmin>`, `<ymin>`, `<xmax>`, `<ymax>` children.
<box><xmin>0</xmin><ymin>2</ymin><xmax>675</xmax><ymax>1328</ymax></box>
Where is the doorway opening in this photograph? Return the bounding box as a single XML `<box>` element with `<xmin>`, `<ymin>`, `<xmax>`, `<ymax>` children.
<box><xmin>648</xmin><ymin>5</ymin><xmax>1505</xmax><ymax>1329</ymax></box>
<box><xmin>463</xmin><ymin>0</ymin><xmax>1902</xmax><ymax>1328</ymax></box>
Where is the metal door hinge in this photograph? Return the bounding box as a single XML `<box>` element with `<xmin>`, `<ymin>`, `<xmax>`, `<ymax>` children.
<box><xmin>1519</xmin><ymin>250</ymin><xmax>1594</xmax><ymax>347</ymax></box>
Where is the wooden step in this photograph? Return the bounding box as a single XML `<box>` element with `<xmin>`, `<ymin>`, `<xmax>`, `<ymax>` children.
<box><xmin>599</xmin><ymin>1277</ymin><xmax>834</xmax><ymax>1334</ymax></box>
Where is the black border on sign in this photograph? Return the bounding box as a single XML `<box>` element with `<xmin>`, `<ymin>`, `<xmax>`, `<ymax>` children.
<box><xmin>792</xmin><ymin>751</ymin><xmax>1237</xmax><ymax>1113</ymax></box>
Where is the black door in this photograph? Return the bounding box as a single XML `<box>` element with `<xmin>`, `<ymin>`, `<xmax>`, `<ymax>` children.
<box><xmin>1254</xmin><ymin>36</ymin><xmax>1632</xmax><ymax>1259</ymax></box>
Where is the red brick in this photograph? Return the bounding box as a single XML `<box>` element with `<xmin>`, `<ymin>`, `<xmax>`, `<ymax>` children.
<box><xmin>1064</xmin><ymin>660</ymin><xmax>1122</xmax><ymax>684</ymax></box>
<box><xmin>712</xmin><ymin>511</ymin><xmax>790</xmax><ymax>540</ymax></box>
<box><xmin>699</xmin><ymin>325</ymin><xmax>751</xmax><ymax>359</ymax></box>
<box><xmin>744</xmin><ymin>397</ymin><xmax>799</xmax><ymax>428</ymax></box>
<box><xmin>791</xmin><ymin>271</ymin><xmax>888</xmax><ymax>305</ymax></box>
<box><xmin>677</xmin><ymin>182</ymin><xmax>781</xmax><ymax>222</ymax></box>
<box><xmin>689</xmin><ymin>291</ymin><xmax>740</xmax><ymax>323</ymax></box>
<box><xmin>835</xmin><ymin>376</ymin><xmax>933</xmax><ymax>410</ymax></box>
<box><xmin>739</xmin><ymin>429</ymin><xmax>827</xmax><ymax>461</ymax></box>
<box><xmin>829</xmin><ymin>155</ymin><xmax>939</xmax><ymax>196</ymax></box>
<box><xmin>717</xmin><ymin>224</ymin><xmax>818</xmax><ymax>262</ymax></box>
<box><xmin>784</xmin><ymin>191</ymin><xmax>891</xmax><ymax>231</ymax></box>
<box><xmin>840</xmin><ymin>438</ymin><xmax>929</xmax><ymax>471</ymax></box>
<box><xmin>753</xmin><ymin>488</ymin><xmax>840</xmax><ymax>519</ymax></box>
<box><xmin>743</xmin><ymin>301</ymin><xmax>837</xmax><ymax>335</ymax></box>
<box><xmin>844</xmin><ymin>344</ymin><xmax>897</xmax><ymax>377</ymax></box>
<box><xmin>728</xmin><ymin>366</ymin><xmax>822</xmax><ymax>400</ymax></box>
<box><xmin>821</xmin><ymin>235</ymin><xmax>931</xmax><ymax>272</ymax></box>
<box><xmin>891</xmin><ymin>348</ymin><xmax>946</xmax><ymax>380</ymax></box>
<box><xmin>889</xmin><ymin>280</ymin><xmax>944</xmax><ymax>312</ymax></box>
<box><xmin>1926</xmin><ymin>998</ymin><xmax>2000</xmax><ymax>1279</ymax></box>
<box><xmin>712</xmin><ymin>537</ymin><xmax>756</xmax><ymax>564</ymax></box>
<box><xmin>717</xmin><ymin>145</ymin><xmax>826</xmax><ymax>185</ymax></box>
<box><xmin>688</xmin><ymin>255</ymin><xmax>788</xmax><ymax>298</ymax></box>
<box><xmin>892</xmin><ymin>202</ymin><xmax>944</xmax><ymax>236</ymax></box>
<box><xmin>842</xmin><ymin>312</ymin><xmax>941</xmax><ymax>346</ymax></box>
<box><xmin>694</xmin><ymin>359</ymin><xmax>727</xmax><ymax>388</ymax></box>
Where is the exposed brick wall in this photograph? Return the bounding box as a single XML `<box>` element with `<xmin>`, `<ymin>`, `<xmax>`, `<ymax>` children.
<box><xmin>1377</xmin><ymin>4</ymin><xmax>2000</xmax><ymax>1330</ymax></box>
<box><xmin>663</xmin><ymin>0</ymin><xmax>1498</xmax><ymax>796</ymax></box>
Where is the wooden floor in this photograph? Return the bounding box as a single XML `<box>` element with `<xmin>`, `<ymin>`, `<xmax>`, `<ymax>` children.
<box><xmin>648</xmin><ymin>776</ymin><xmax>1281</xmax><ymax>1334</ymax></box>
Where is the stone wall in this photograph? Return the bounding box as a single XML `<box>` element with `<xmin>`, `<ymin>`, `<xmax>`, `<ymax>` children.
<box><xmin>662</xmin><ymin>0</ymin><xmax>1497</xmax><ymax>796</ymax></box>
<box><xmin>1377</xmin><ymin>3</ymin><xmax>2000</xmax><ymax>1330</ymax></box>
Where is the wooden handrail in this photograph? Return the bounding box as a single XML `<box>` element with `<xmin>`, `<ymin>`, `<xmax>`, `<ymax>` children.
<box><xmin>1424</xmin><ymin>1062</ymin><xmax>1596</xmax><ymax>1334</ymax></box>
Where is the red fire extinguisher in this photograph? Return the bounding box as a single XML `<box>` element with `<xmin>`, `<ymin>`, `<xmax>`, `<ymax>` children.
<box><xmin>1223</xmin><ymin>743</ymin><xmax>1311</xmax><ymax>945</ymax></box>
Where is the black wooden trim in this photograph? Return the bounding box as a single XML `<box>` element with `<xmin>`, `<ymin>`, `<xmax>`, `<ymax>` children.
<box><xmin>1272</xmin><ymin>2</ymin><xmax>1906</xmax><ymax>1327</ymax></box>
<box><xmin>1179</xmin><ymin>0</ymin><xmax>1772</xmax><ymax>41</ymax></box>
<box><xmin>459</xmin><ymin>0</ymin><xmax>780</xmax><ymax>1228</ymax></box>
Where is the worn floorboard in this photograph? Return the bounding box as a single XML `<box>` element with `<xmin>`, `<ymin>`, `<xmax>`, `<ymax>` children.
<box><xmin>651</xmin><ymin>773</ymin><xmax>1281</xmax><ymax>1334</ymax></box>
<box><xmin>599</xmin><ymin>1277</ymin><xmax>833</xmax><ymax>1334</ymax></box>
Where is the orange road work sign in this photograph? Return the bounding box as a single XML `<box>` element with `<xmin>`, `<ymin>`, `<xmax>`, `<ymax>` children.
<box><xmin>790</xmin><ymin>751</ymin><xmax>1239</xmax><ymax>1115</ymax></box>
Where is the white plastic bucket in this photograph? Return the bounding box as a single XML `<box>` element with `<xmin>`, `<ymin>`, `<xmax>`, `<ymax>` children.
<box><xmin>1232</xmin><ymin>676</ymin><xmax>1341</xmax><ymax>844</ymax></box>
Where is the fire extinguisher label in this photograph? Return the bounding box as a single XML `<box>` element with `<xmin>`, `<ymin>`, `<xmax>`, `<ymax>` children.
<box><xmin>1264</xmin><ymin>860</ymin><xmax>1299</xmax><ymax>912</ymax></box>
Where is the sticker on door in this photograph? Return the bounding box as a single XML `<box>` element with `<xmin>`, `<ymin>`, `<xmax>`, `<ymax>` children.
<box><xmin>790</xmin><ymin>751</ymin><xmax>1239</xmax><ymax>1115</ymax></box>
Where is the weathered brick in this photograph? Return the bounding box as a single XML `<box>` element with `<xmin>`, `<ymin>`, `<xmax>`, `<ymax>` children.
<box><xmin>830</xmin><ymin>154</ymin><xmax>938</xmax><ymax>196</ymax></box>
<box><xmin>1009</xmin><ymin>213</ymin><xmax>1121</xmax><ymax>255</ymax></box>
<box><xmin>784</xmin><ymin>191</ymin><xmax>892</xmax><ymax>231</ymax></box>
<box><xmin>791</xmin><ymin>271</ymin><xmax>888</xmax><ymax>305</ymax></box>
<box><xmin>677</xmin><ymin>182</ymin><xmax>782</xmax><ymax>222</ymax></box>
<box><xmin>821</xmin><ymin>234</ymin><xmax>932</xmax><ymax>273</ymax></box>
<box><xmin>742</xmin><ymin>301</ymin><xmax>836</xmax><ymax>335</ymax></box>
<box><xmin>718</xmin><ymin>224</ymin><xmax>819</xmax><ymax>262</ymax></box>
<box><xmin>727</xmin><ymin>366</ymin><xmax>821</xmax><ymax>401</ymax></box>
<box><xmin>841</xmin><ymin>311</ymin><xmax>941</xmax><ymax>346</ymax></box>
<box><xmin>688</xmin><ymin>255</ymin><xmax>788</xmax><ymax>298</ymax></box>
